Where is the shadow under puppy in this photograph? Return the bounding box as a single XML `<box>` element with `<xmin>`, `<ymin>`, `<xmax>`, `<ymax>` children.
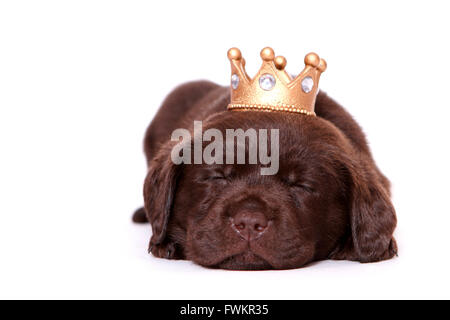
<box><xmin>133</xmin><ymin>80</ymin><xmax>397</xmax><ymax>270</ymax></box>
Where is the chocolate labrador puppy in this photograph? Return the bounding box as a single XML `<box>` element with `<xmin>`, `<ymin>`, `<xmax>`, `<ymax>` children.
<box><xmin>133</xmin><ymin>80</ymin><xmax>397</xmax><ymax>270</ymax></box>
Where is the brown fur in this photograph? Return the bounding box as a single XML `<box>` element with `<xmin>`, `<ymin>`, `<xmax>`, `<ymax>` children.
<box><xmin>133</xmin><ymin>80</ymin><xmax>397</xmax><ymax>269</ymax></box>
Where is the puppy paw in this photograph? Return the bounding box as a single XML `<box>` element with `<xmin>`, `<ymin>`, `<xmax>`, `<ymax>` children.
<box><xmin>132</xmin><ymin>207</ymin><xmax>149</xmax><ymax>223</ymax></box>
<box><xmin>148</xmin><ymin>240</ymin><xmax>178</xmax><ymax>260</ymax></box>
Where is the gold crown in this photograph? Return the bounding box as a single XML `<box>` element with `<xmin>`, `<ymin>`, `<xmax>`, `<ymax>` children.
<box><xmin>227</xmin><ymin>47</ymin><xmax>327</xmax><ymax>116</ymax></box>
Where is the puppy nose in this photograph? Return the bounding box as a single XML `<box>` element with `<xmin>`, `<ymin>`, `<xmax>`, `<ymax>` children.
<box><xmin>232</xmin><ymin>211</ymin><xmax>268</xmax><ymax>240</ymax></box>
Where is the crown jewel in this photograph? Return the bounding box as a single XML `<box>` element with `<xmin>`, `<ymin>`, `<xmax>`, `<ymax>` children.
<box><xmin>227</xmin><ymin>47</ymin><xmax>327</xmax><ymax>116</ymax></box>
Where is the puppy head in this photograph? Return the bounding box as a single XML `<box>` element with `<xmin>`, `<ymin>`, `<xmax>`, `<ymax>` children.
<box><xmin>144</xmin><ymin>111</ymin><xmax>397</xmax><ymax>269</ymax></box>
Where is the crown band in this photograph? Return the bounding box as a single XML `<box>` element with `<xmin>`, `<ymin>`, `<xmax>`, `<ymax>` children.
<box><xmin>227</xmin><ymin>103</ymin><xmax>316</xmax><ymax>116</ymax></box>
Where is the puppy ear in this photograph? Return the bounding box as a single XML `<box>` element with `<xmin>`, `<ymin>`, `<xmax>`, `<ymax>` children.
<box><xmin>144</xmin><ymin>147</ymin><xmax>181</xmax><ymax>246</ymax></box>
<box><xmin>331</xmin><ymin>161</ymin><xmax>397</xmax><ymax>262</ymax></box>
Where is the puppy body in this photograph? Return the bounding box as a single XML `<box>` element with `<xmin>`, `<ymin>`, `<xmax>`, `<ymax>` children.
<box><xmin>135</xmin><ymin>80</ymin><xmax>397</xmax><ymax>269</ymax></box>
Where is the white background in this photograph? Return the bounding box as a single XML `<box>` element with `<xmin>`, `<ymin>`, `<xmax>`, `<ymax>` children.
<box><xmin>0</xmin><ymin>0</ymin><xmax>449</xmax><ymax>299</ymax></box>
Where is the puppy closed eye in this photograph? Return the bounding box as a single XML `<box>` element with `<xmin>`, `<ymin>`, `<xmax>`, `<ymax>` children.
<box><xmin>208</xmin><ymin>173</ymin><xmax>227</xmax><ymax>181</ymax></box>
<box><xmin>289</xmin><ymin>182</ymin><xmax>315</xmax><ymax>193</ymax></box>
<box><xmin>198</xmin><ymin>166</ymin><xmax>232</xmax><ymax>183</ymax></box>
<box><xmin>282</xmin><ymin>173</ymin><xmax>315</xmax><ymax>193</ymax></box>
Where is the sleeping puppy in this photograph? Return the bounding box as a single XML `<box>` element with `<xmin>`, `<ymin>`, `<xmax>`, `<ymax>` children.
<box><xmin>133</xmin><ymin>80</ymin><xmax>397</xmax><ymax>270</ymax></box>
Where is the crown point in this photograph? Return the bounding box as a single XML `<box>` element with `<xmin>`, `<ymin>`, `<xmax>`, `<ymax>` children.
<box><xmin>305</xmin><ymin>53</ymin><xmax>320</xmax><ymax>67</ymax></box>
<box><xmin>274</xmin><ymin>56</ymin><xmax>287</xmax><ymax>70</ymax></box>
<box><xmin>228</xmin><ymin>47</ymin><xmax>242</xmax><ymax>60</ymax></box>
<box><xmin>260</xmin><ymin>47</ymin><xmax>275</xmax><ymax>61</ymax></box>
<box><xmin>318</xmin><ymin>58</ymin><xmax>327</xmax><ymax>72</ymax></box>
